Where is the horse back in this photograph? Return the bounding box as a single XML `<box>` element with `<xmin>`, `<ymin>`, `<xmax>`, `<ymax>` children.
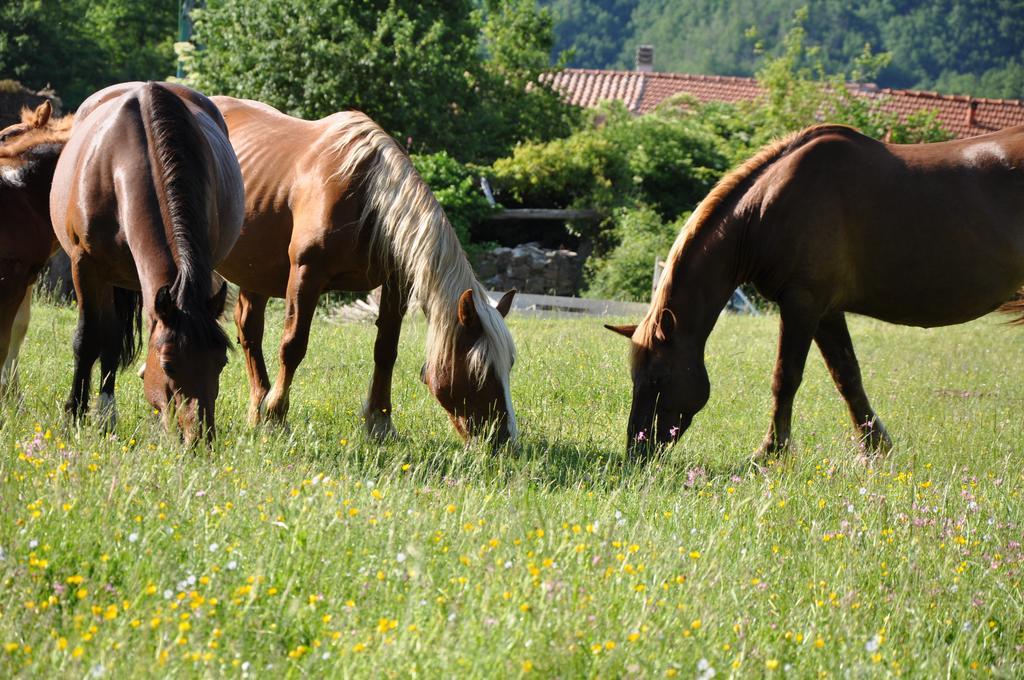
<box><xmin>212</xmin><ymin>96</ymin><xmax>377</xmax><ymax>297</ymax></box>
<box><xmin>748</xmin><ymin>126</ymin><xmax>1024</xmax><ymax>325</ymax></box>
<box><xmin>51</xmin><ymin>83</ymin><xmax>243</xmax><ymax>290</ymax></box>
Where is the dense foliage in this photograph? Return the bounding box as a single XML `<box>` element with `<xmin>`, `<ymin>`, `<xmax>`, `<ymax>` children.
<box><xmin>486</xmin><ymin>13</ymin><xmax>953</xmax><ymax>300</ymax></box>
<box><xmin>490</xmin><ymin>103</ymin><xmax>729</xmax><ymax>221</ymax></box>
<box><xmin>545</xmin><ymin>0</ymin><xmax>1024</xmax><ymax>100</ymax></box>
<box><xmin>185</xmin><ymin>0</ymin><xmax>578</xmax><ymax>163</ymax></box>
<box><xmin>585</xmin><ymin>206</ymin><xmax>684</xmax><ymax>301</ymax></box>
<box><xmin>410</xmin><ymin>152</ymin><xmax>496</xmax><ymax>247</ymax></box>
<box><xmin>0</xmin><ymin>0</ymin><xmax>178</xmax><ymax>108</ymax></box>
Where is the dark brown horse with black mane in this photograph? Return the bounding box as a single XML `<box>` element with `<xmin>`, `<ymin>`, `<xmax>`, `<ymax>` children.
<box><xmin>49</xmin><ymin>82</ymin><xmax>244</xmax><ymax>443</ymax></box>
<box><xmin>210</xmin><ymin>96</ymin><xmax>517</xmax><ymax>447</ymax></box>
<box><xmin>0</xmin><ymin>101</ymin><xmax>68</xmax><ymax>390</ymax></box>
<box><xmin>608</xmin><ymin>123</ymin><xmax>1024</xmax><ymax>458</ymax></box>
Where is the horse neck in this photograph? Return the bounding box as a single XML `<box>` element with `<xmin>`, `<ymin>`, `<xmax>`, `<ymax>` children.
<box><xmin>15</xmin><ymin>146</ymin><xmax>62</xmax><ymax>221</ymax></box>
<box><xmin>656</xmin><ymin>215</ymin><xmax>744</xmax><ymax>347</ymax></box>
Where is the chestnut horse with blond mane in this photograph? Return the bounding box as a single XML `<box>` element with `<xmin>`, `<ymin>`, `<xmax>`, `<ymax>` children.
<box><xmin>608</xmin><ymin>123</ymin><xmax>1024</xmax><ymax>458</ymax></box>
<box><xmin>210</xmin><ymin>96</ymin><xmax>518</xmax><ymax>446</ymax></box>
<box><xmin>0</xmin><ymin>101</ymin><xmax>68</xmax><ymax>390</ymax></box>
<box><xmin>49</xmin><ymin>82</ymin><xmax>244</xmax><ymax>443</ymax></box>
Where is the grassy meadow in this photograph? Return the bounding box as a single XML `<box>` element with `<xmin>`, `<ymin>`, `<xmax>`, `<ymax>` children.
<box><xmin>1</xmin><ymin>299</ymin><xmax>1022</xmax><ymax>677</ymax></box>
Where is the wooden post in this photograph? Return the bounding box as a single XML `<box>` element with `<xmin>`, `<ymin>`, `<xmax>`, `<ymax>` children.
<box><xmin>652</xmin><ymin>258</ymin><xmax>666</xmax><ymax>293</ymax></box>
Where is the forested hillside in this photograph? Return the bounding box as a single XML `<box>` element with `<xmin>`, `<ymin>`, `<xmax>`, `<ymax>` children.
<box><xmin>545</xmin><ymin>0</ymin><xmax>1024</xmax><ymax>99</ymax></box>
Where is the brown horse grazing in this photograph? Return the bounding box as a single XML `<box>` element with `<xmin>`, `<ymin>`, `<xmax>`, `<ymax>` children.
<box><xmin>0</xmin><ymin>101</ymin><xmax>68</xmax><ymax>390</ymax></box>
<box><xmin>608</xmin><ymin>123</ymin><xmax>1024</xmax><ymax>458</ymax></box>
<box><xmin>49</xmin><ymin>82</ymin><xmax>244</xmax><ymax>443</ymax></box>
<box><xmin>210</xmin><ymin>96</ymin><xmax>518</xmax><ymax>446</ymax></box>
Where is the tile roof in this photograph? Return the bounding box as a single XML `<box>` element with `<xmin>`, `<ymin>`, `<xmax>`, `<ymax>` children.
<box><xmin>546</xmin><ymin>68</ymin><xmax>1024</xmax><ymax>139</ymax></box>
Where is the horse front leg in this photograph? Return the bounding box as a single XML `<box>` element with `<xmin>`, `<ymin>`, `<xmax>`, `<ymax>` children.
<box><xmin>2</xmin><ymin>285</ymin><xmax>33</xmax><ymax>394</ymax></box>
<box><xmin>754</xmin><ymin>294</ymin><xmax>820</xmax><ymax>461</ymax></box>
<box><xmin>814</xmin><ymin>312</ymin><xmax>893</xmax><ymax>453</ymax></box>
<box><xmin>262</xmin><ymin>262</ymin><xmax>323</xmax><ymax>423</ymax></box>
<box><xmin>0</xmin><ymin>282</ymin><xmax>31</xmax><ymax>397</ymax></box>
<box><xmin>233</xmin><ymin>289</ymin><xmax>271</xmax><ymax>426</ymax></box>
<box><xmin>362</xmin><ymin>279</ymin><xmax>409</xmax><ymax>440</ymax></box>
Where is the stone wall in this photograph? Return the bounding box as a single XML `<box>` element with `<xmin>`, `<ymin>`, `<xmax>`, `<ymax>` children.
<box><xmin>473</xmin><ymin>242</ymin><xmax>581</xmax><ymax>296</ymax></box>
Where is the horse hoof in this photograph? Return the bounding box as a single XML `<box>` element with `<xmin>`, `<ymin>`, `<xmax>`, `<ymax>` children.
<box><xmin>260</xmin><ymin>393</ymin><xmax>289</xmax><ymax>425</ymax></box>
<box><xmin>246</xmin><ymin>403</ymin><xmax>265</xmax><ymax>427</ymax></box>
<box><xmin>96</xmin><ymin>394</ymin><xmax>118</xmax><ymax>432</ymax></box>
<box><xmin>858</xmin><ymin>420</ymin><xmax>894</xmax><ymax>454</ymax></box>
<box><xmin>752</xmin><ymin>435</ymin><xmax>787</xmax><ymax>463</ymax></box>
<box><xmin>366</xmin><ymin>417</ymin><xmax>398</xmax><ymax>442</ymax></box>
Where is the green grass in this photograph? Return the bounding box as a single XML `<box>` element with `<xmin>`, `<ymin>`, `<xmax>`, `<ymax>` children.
<box><xmin>2</xmin><ymin>301</ymin><xmax>1023</xmax><ymax>677</ymax></box>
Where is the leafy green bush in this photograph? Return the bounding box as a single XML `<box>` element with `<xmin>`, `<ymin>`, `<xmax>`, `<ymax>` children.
<box><xmin>490</xmin><ymin>103</ymin><xmax>730</xmax><ymax>219</ymax></box>
<box><xmin>585</xmin><ymin>206</ymin><xmax>685</xmax><ymax>302</ymax></box>
<box><xmin>411</xmin><ymin>152</ymin><xmax>496</xmax><ymax>247</ymax></box>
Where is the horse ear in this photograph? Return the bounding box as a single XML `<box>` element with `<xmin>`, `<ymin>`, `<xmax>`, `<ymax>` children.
<box><xmin>604</xmin><ymin>324</ymin><xmax>637</xmax><ymax>339</ymax></box>
<box><xmin>208</xmin><ymin>281</ymin><xmax>229</xmax><ymax>317</ymax></box>
<box><xmin>154</xmin><ymin>285</ymin><xmax>176</xmax><ymax>323</ymax></box>
<box><xmin>496</xmin><ymin>289</ymin><xmax>516</xmax><ymax>318</ymax></box>
<box><xmin>655</xmin><ymin>308</ymin><xmax>676</xmax><ymax>342</ymax></box>
<box><xmin>457</xmin><ymin>289</ymin><xmax>480</xmax><ymax>329</ymax></box>
<box><xmin>31</xmin><ymin>101</ymin><xmax>51</xmax><ymax>128</ymax></box>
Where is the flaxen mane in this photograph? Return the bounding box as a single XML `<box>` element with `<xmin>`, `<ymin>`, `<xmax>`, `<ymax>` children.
<box><xmin>139</xmin><ymin>82</ymin><xmax>227</xmax><ymax>350</ymax></box>
<box><xmin>323</xmin><ymin>113</ymin><xmax>516</xmax><ymax>392</ymax></box>
<box><xmin>638</xmin><ymin>124</ymin><xmax>860</xmax><ymax>346</ymax></box>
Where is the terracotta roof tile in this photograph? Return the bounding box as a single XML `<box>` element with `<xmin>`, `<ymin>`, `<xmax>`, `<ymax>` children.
<box><xmin>547</xmin><ymin>68</ymin><xmax>1024</xmax><ymax>139</ymax></box>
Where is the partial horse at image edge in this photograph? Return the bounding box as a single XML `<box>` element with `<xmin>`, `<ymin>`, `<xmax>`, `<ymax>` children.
<box><xmin>0</xmin><ymin>100</ymin><xmax>70</xmax><ymax>392</ymax></box>
<box><xmin>610</xmin><ymin>122</ymin><xmax>1024</xmax><ymax>458</ymax></box>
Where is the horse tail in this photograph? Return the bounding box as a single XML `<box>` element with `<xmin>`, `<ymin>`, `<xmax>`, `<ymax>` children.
<box><xmin>112</xmin><ymin>287</ymin><xmax>143</xmax><ymax>369</ymax></box>
<box><xmin>998</xmin><ymin>290</ymin><xmax>1024</xmax><ymax>323</ymax></box>
<box><xmin>137</xmin><ymin>81</ymin><xmax>213</xmax><ymax>309</ymax></box>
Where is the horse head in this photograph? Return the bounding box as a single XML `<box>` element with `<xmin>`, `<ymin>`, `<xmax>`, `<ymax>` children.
<box><xmin>421</xmin><ymin>289</ymin><xmax>517</xmax><ymax>449</ymax></box>
<box><xmin>0</xmin><ymin>101</ymin><xmax>52</xmax><ymax>144</ymax></box>
<box><xmin>142</xmin><ymin>280</ymin><xmax>230</xmax><ymax>445</ymax></box>
<box><xmin>607</xmin><ymin>307</ymin><xmax>710</xmax><ymax>457</ymax></box>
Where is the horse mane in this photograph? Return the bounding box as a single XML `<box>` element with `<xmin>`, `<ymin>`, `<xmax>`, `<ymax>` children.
<box><xmin>138</xmin><ymin>82</ymin><xmax>227</xmax><ymax>350</ymax></box>
<box><xmin>638</xmin><ymin>123</ymin><xmax>860</xmax><ymax>345</ymax></box>
<box><xmin>322</xmin><ymin>112</ymin><xmax>516</xmax><ymax>390</ymax></box>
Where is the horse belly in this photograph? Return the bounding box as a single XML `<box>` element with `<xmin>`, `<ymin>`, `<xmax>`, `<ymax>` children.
<box><xmin>847</xmin><ymin>260</ymin><xmax>1023</xmax><ymax>327</ymax></box>
<box><xmin>216</xmin><ymin>212</ymin><xmax>293</xmax><ymax>298</ymax></box>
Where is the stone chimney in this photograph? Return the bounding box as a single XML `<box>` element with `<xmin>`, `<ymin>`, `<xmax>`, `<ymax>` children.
<box><xmin>966</xmin><ymin>98</ymin><xmax>978</xmax><ymax>127</ymax></box>
<box><xmin>635</xmin><ymin>45</ymin><xmax>654</xmax><ymax>72</ymax></box>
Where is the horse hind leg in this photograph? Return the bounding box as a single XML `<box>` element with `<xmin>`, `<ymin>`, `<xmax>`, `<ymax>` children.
<box><xmin>65</xmin><ymin>260</ymin><xmax>109</xmax><ymax>422</ymax></box>
<box><xmin>234</xmin><ymin>288</ymin><xmax>271</xmax><ymax>426</ymax></box>
<box><xmin>814</xmin><ymin>312</ymin><xmax>893</xmax><ymax>454</ymax></box>
<box><xmin>362</xmin><ymin>278</ymin><xmax>409</xmax><ymax>441</ymax></box>
<box><xmin>262</xmin><ymin>261</ymin><xmax>325</xmax><ymax>423</ymax></box>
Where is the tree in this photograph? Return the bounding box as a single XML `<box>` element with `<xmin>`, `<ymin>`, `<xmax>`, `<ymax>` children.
<box><xmin>751</xmin><ymin>8</ymin><xmax>950</xmax><ymax>144</ymax></box>
<box><xmin>185</xmin><ymin>0</ymin><xmax>577</xmax><ymax>163</ymax></box>
<box><xmin>0</xmin><ymin>0</ymin><xmax>178</xmax><ymax>108</ymax></box>
<box><xmin>543</xmin><ymin>0</ymin><xmax>636</xmax><ymax>68</ymax></box>
<box><xmin>550</xmin><ymin>0</ymin><xmax>1024</xmax><ymax>99</ymax></box>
